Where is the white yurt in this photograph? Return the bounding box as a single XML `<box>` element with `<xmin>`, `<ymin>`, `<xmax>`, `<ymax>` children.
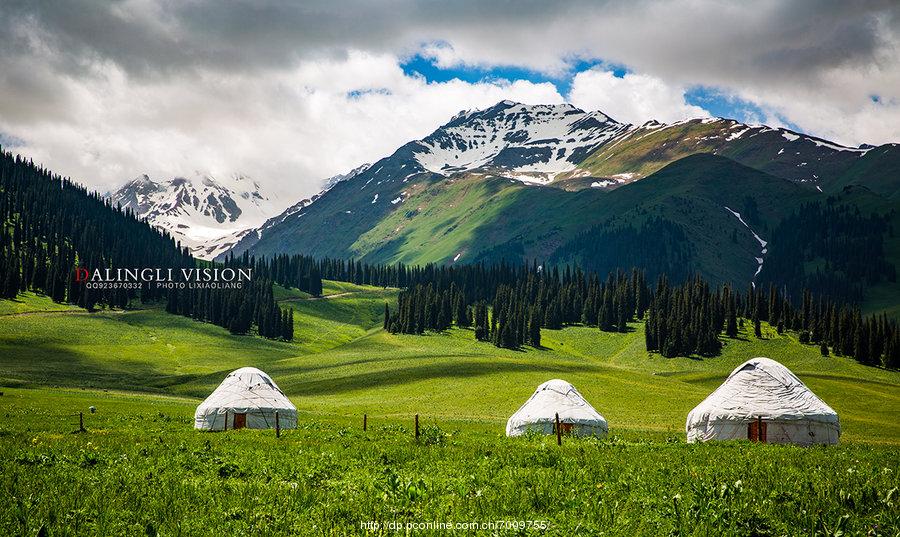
<box><xmin>506</xmin><ymin>379</ymin><xmax>608</xmax><ymax>437</ymax></box>
<box><xmin>686</xmin><ymin>357</ymin><xmax>840</xmax><ymax>445</ymax></box>
<box><xmin>194</xmin><ymin>367</ymin><xmax>297</xmax><ymax>431</ymax></box>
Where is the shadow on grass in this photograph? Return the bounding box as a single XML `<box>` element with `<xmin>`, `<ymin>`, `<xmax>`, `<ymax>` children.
<box><xmin>0</xmin><ymin>342</ymin><xmax>195</xmax><ymax>394</ymax></box>
<box><xmin>275</xmin><ymin>358</ymin><xmax>603</xmax><ymax>396</ymax></box>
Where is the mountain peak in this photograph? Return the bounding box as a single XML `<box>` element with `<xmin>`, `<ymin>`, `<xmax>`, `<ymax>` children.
<box><xmin>413</xmin><ymin>101</ymin><xmax>628</xmax><ymax>182</ymax></box>
<box><xmin>127</xmin><ymin>173</ymin><xmax>157</xmax><ymax>186</ymax></box>
<box><xmin>322</xmin><ymin>162</ymin><xmax>373</xmax><ymax>191</ymax></box>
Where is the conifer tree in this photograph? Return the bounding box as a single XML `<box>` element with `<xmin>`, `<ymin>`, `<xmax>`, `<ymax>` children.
<box><xmin>528</xmin><ymin>305</ymin><xmax>541</xmax><ymax>348</ymax></box>
<box><xmin>474</xmin><ymin>302</ymin><xmax>490</xmax><ymax>342</ymax></box>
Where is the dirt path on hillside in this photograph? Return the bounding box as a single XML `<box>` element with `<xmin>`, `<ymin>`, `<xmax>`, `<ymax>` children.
<box><xmin>0</xmin><ymin>309</ymin><xmax>133</xmax><ymax>317</ymax></box>
<box><xmin>284</xmin><ymin>292</ymin><xmax>356</xmax><ymax>302</ymax></box>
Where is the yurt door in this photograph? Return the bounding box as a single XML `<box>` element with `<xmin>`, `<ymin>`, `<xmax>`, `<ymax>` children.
<box><xmin>233</xmin><ymin>413</ymin><xmax>247</xmax><ymax>429</ymax></box>
<box><xmin>556</xmin><ymin>422</ymin><xmax>574</xmax><ymax>435</ymax></box>
<box><xmin>748</xmin><ymin>419</ymin><xmax>767</xmax><ymax>442</ymax></box>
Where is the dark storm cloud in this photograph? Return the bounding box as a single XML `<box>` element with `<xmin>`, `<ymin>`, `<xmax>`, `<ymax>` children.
<box><xmin>2</xmin><ymin>1</ymin><xmax>895</xmax><ymax>81</ymax></box>
<box><xmin>2</xmin><ymin>1</ymin><xmax>568</xmax><ymax>77</ymax></box>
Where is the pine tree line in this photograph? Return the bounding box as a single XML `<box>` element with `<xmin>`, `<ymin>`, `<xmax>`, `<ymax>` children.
<box><xmin>164</xmin><ymin>276</ymin><xmax>294</xmax><ymax>340</ymax></box>
<box><xmin>387</xmin><ymin>266</ymin><xmax>650</xmax><ymax>350</ymax></box>
<box><xmin>225</xmin><ymin>251</ymin><xmax>324</xmax><ymax>297</ymax></box>
<box><xmin>644</xmin><ymin>275</ymin><xmax>724</xmax><ymax>357</ymax></box>
<box><xmin>646</xmin><ymin>278</ymin><xmax>900</xmax><ymax>368</ymax></box>
<box><xmin>381</xmin><ymin>254</ymin><xmax>898</xmax><ymax>368</ymax></box>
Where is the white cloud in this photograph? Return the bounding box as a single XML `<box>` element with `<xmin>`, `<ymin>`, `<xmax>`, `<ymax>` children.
<box><xmin>729</xmin><ymin>61</ymin><xmax>900</xmax><ymax>146</ymax></box>
<box><xmin>1</xmin><ymin>0</ymin><xmax>898</xmax><ymax>204</ymax></box>
<box><xmin>568</xmin><ymin>70</ymin><xmax>709</xmax><ymax>125</ymax></box>
<box><xmin>0</xmin><ymin>50</ymin><xmax>563</xmax><ymax>206</ymax></box>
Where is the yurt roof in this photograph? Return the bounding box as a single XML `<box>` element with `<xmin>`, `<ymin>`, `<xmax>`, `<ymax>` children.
<box><xmin>196</xmin><ymin>367</ymin><xmax>295</xmax><ymax>412</ymax></box>
<box><xmin>687</xmin><ymin>357</ymin><xmax>838</xmax><ymax>425</ymax></box>
<box><xmin>509</xmin><ymin>379</ymin><xmax>607</xmax><ymax>425</ymax></box>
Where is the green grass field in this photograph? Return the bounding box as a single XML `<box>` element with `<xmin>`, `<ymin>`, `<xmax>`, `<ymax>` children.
<box><xmin>1</xmin><ymin>283</ymin><xmax>899</xmax><ymax>535</ymax></box>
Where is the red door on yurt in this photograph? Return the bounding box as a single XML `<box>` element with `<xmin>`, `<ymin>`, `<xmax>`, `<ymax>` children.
<box><xmin>233</xmin><ymin>413</ymin><xmax>247</xmax><ymax>429</ymax></box>
<box><xmin>748</xmin><ymin>420</ymin><xmax>767</xmax><ymax>442</ymax></box>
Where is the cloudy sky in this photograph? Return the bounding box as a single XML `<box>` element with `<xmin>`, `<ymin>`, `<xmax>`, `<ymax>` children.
<box><xmin>0</xmin><ymin>0</ymin><xmax>897</xmax><ymax>204</ymax></box>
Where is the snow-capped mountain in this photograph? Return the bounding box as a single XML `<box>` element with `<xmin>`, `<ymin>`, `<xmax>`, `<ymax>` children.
<box><xmin>220</xmin><ymin>99</ymin><xmax>894</xmax><ymax>269</ymax></box>
<box><xmin>411</xmin><ymin>100</ymin><xmax>629</xmax><ymax>183</ymax></box>
<box><xmin>108</xmin><ymin>172</ymin><xmax>278</xmax><ymax>259</ymax></box>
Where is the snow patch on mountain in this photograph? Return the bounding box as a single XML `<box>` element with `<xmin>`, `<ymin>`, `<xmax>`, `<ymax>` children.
<box><xmin>726</xmin><ymin>128</ymin><xmax>750</xmax><ymax>141</ymax></box>
<box><xmin>324</xmin><ymin>163</ymin><xmax>372</xmax><ymax>191</ymax></box>
<box><xmin>724</xmin><ymin>206</ymin><xmax>768</xmax><ymax>287</ymax></box>
<box><xmin>194</xmin><ymin>228</ymin><xmax>255</xmax><ymax>260</ymax></box>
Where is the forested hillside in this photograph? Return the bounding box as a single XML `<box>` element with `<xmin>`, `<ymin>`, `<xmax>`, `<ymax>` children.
<box><xmin>378</xmin><ymin>260</ymin><xmax>899</xmax><ymax>368</ymax></box>
<box><xmin>0</xmin><ymin>150</ymin><xmax>191</xmax><ymax>307</ymax></box>
<box><xmin>0</xmin><ymin>149</ymin><xmax>296</xmax><ymax>340</ymax></box>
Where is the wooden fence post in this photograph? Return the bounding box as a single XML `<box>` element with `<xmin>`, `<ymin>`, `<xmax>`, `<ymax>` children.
<box><xmin>555</xmin><ymin>413</ymin><xmax>561</xmax><ymax>446</ymax></box>
<box><xmin>79</xmin><ymin>411</ymin><xmax>85</xmax><ymax>433</ymax></box>
<box><xmin>275</xmin><ymin>411</ymin><xmax>280</xmax><ymax>438</ymax></box>
<box><xmin>415</xmin><ymin>414</ymin><xmax>420</xmax><ymax>441</ymax></box>
<box><xmin>363</xmin><ymin>414</ymin><xmax>367</xmax><ymax>432</ymax></box>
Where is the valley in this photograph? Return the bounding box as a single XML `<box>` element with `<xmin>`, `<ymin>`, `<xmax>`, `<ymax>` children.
<box><xmin>2</xmin><ymin>283</ymin><xmax>897</xmax><ymax>443</ymax></box>
<box><xmin>1</xmin><ymin>283</ymin><xmax>898</xmax><ymax>535</ymax></box>
<box><xmin>4</xmin><ymin>3</ymin><xmax>899</xmax><ymax>534</ymax></box>
<box><xmin>2</xmin><ymin>100</ymin><xmax>898</xmax><ymax>536</ymax></box>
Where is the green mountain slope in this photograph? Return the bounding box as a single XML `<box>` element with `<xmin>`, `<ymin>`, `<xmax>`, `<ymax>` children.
<box><xmin>827</xmin><ymin>143</ymin><xmax>900</xmax><ymax>198</ymax></box>
<box><xmin>550</xmin><ymin>154</ymin><xmax>816</xmax><ymax>284</ymax></box>
<box><xmin>573</xmin><ymin>118</ymin><xmax>867</xmax><ymax>189</ymax></box>
<box><xmin>245</xmin><ymin>153</ymin><xmax>816</xmax><ymax>287</ymax></box>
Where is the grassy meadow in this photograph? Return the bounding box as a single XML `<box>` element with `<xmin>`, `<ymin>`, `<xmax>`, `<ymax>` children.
<box><xmin>1</xmin><ymin>281</ymin><xmax>899</xmax><ymax>535</ymax></box>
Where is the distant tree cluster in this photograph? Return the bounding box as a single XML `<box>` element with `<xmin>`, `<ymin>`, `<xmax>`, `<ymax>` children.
<box><xmin>387</xmin><ymin>282</ymin><xmax>455</xmax><ymax>334</ymax></box>
<box><xmin>550</xmin><ymin>216</ymin><xmax>694</xmax><ymax>283</ymax></box>
<box><xmin>377</xmin><ymin>250</ymin><xmax>898</xmax><ymax>368</ymax></box>
<box><xmin>646</xmin><ymin>278</ymin><xmax>900</xmax><ymax>368</ymax></box>
<box><xmin>759</xmin><ymin>200</ymin><xmax>896</xmax><ymax>302</ymax></box>
<box><xmin>165</xmin><ymin>275</ymin><xmax>293</xmax><ymax>340</ymax></box>
<box><xmin>644</xmin><ymin>275</ymin><xmax>724</xmax><ymax>357</ymax></box>
<box><xmin>317</xmin><ymin>257</ymin><xmax>413</xmax><ymax>289</ymax></box>
<box><xmin>387</xmin><ymin>264</ymin><xmax>650</xmax><ymax>350</ymax></box>
<box><xmin>165</xmin><ymin>252</ymin><xmax>316</xmax><ymax>340</ymax></box>
<box><xmin>261</xmin><ymin>253</ymin><xmax>323</xmax><ymax>296</ymax></box>
<box><xmin>769</xmin><ymin>287</ymin><xmax>899</xmax><ymax>368</ymax></box>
